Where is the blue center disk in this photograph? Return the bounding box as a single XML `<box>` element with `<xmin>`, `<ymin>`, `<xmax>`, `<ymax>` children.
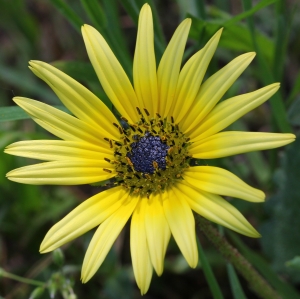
<box><xmin>127</xmin><ymin>132</ymin><xmax>170</xmax><ymax>174</ymax></box>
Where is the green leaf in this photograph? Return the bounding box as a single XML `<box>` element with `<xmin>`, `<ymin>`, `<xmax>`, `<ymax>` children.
<box><xmin>197</xmin><ymin>239</ymin><xmax>224</xmax><ymax>299</ymax></box>
<box><xmin>286</xmin><ymin>257</ymin><xmax>300</xmax><ymax>270</ymax></box>
<box><xmin>0</xmin><ymin>105</ymin><xmax>69</xmax><ymax>122</ymax></box>
<box><xmin>0</xmin><ymin>0</ymin><xmax>38</xmax><ymax>44</ymax></box>
<box><xmin>228</xmin><ymin>232</ymin><xmax>300</xmax><ymax>299</ymax></box>
<box><xmin>120</xmin><ymin>0</ymin><xmax>166</xmax><ymax>60</ymax></box>
<box><xmin>189</xmin><ymin>18</ymin><xmax>274</xmax><ymax>62</ymax></box>
<box><xmin>51</xmin><ymin>61</ymin><xmax>112</xmax><ymax>109</ymax></box>
<box><xmin>261</xmin><ymin>136</ymin><xmax>300</xmax><ymax>283</ymax></box>
<box><xmin>227</xmin><ymin>263</ymin><xmax>247</xmax><ymax>299</ymax></box>
<box><xmin>0</xmin><ymin>66</ymin><xmax>58</xmax><ymax>104</ymax></box>
<box><xmin>240</xmin><ymin>0</ymin><xmax>291</xmax><ymax>133</ymax></box>
<box><xmin>225</xmin><ymin>0</ymin><xmax>277</xmax><ymax>26</ymax></box>
<box><xmin>101</xmin><ymin>0</ymin><xmax>133</xmax><ymax>77</ymax></box>
<box><xmin>80</xmin><ymin>0</ymin><xmax>107</xmax><ymax>30</ymax></box>
<box><xmin>272</xmin><ymin>0</ymin><xmax>289</xmax><ymax>82</ymax></box>
<box><xmin>29</xmin><ymin>287</ymin><xmax>45</xmax><ymax>299</ymax></box>
<box><xmin>51</xmin><ymin>61</ymin><xmax>99</xmax><ymax>83</ymax></box>
<box><xmin>287</xmin><ymin>96</ymin><xmax>300</xmax><ymax>126</ymax></box>
<box><xmin>49</xmin><ymin>0</ymin><xmax>83</xmax><ymax>32</ymax></box>
<box><xmin>287</xmin><ymin>71</ymin><xmax>300</xmax><ymax>106</ymax></box>
<box><xmin>174</xmin><ymin>0</ymin><xmax>206</xmax><ymax>20</ymax></box>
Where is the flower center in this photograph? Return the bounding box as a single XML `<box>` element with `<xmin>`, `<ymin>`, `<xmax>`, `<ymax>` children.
<box><xmin>127</xmin><ymin>132</ymin><xmax>169</xmax><ymax>174</ymax></box>
<box><xmin>104</xmin><ymin>108</ymin><xmax>191</xmax><ymax>197</ymax></box>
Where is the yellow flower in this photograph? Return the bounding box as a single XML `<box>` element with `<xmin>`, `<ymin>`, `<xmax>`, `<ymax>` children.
<box><xmin>5</xmin><ymin>4</ymin><xmax>295</xmax><ymax>294</ymax></box>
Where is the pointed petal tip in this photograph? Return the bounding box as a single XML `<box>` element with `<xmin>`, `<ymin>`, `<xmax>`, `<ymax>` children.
<box><xmin>245</xmin><ymin>52</ymin><xmax>256</xmax><ymax>59</ymax></box>
<box><xmin>39</xmin><ymin>244</ymin><xmax>51</xmax><ymax>254</ymax></box>
<box><xmin>185</xmin><ymin>18</ymin><xmax>192</xmax><ymax>25</ymax></box>
<box><xmin>141</xmin><ymin>2</ymin><xmax>151</xmax><ymax>10</ymax></box>
<box><xmin>139</xmin><ymin>284</ymin><xmax>150</xmax><ymax>296</ymax></box>
<box><xmin>188</xmin><ymin>254</ymin><xmax>198</xmax><ymax>269</ymax></box>
<box><xmin>28</xmin><ymin>60</ymin><xmax>40</xmax><ymax>67</ymax></box>
<box><xmin>81</xmin><ymin>270</ymin><xmax>95</xmax><ymax>284</ymax></box>
<box><xmin>259</xmin><ymin>191</ymin><xmax>266</xmax><ymax>202</ymax></box>
<box><xmin>215</xmin><ymin>27</ymin><xmax>224</xmax><ymax>37</ymax></box>
<box><xmin>252</xmin><ymin>231</ymin><xmax>261</xmax><ymax>238</ymax></box>
<box><xmin>81</xmin><ymin>24</ymin><xmax>93</xmax><ymax>35</ymax></box>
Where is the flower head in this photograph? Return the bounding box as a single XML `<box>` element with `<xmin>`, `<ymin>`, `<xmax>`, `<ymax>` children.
<box><xmin>5</xmin><ymin>4</ymin><xmax>295</xmax><ymax>294</ymax></box>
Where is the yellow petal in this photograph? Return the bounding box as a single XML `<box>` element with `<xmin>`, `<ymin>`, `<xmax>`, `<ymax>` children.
<box><xmin>13</xmin><ymin>97</ymin><xmax>108</xmax><ymax>147</ymax></box>
<box><xmin>163</xmin><ymin>189</ymin><xmax>198</xmax><ymax>268</ymax></box>
<box><xmin>145</xmin><ymin>193</ymin><xmax>171</xmax><ymax>276</ymax></box>
<box><xmin>29</xmin><ymin>61</ymin><xmax>119</xmax><ymax>140</ymax></box>
<box><xmin>189</xmin><ymin>132</ymin><xmax>296</xmax><ymax>159</ymax></box>
<box><xmin>40</xmin><ymin>187</ymin><xmax>127</xmax><ymax>253</ymax></box>
<box><xmin>6</xmin><ymin>159</ymin><xmax>115</xmax><ymax>185</ymax></box>
<box><xmin>157</xmin><ymin>18</ymin><xmax>191</xmax><ymax>118</ymax></box>
<box><xmin>133</xmin><ymin>4</ymin><xmax>158</xmax><ymax>116</ymax></box>
<box><xmin>190</xmin><ymin>83</ymin><xmax>280</xmax><ymax>141</ymax></box>
<box><xmin>181</xmin><ymin>52</ymin><xmax>256</xmax><ymax>133</ymax></box>
<box><xmin>175</xmin><ymin>183</ymin><xmax>260</xmax><ymax>238</ymax></box>
<box><xmin>130</xmin><ymin>198</ymin><xmax>153</xmax><ymax>295</ymax></box>
<box><xmin>183</xmin><ymin>166</ymin><xmax>265</xmax><ymax>202</ymax></box>
<box><xmin>82</xmin><ymin>24</ymin><xmax>139</xmax><ymax>123</ymax></box>
<box><xmin>5</xmin><ymin>140</ymin><xmax>113</xmax><ymax>161</ymax></box>
<box><xmin>171</xmin><ymin>28</ymin><xmax>222</xmax><ymax>123</ymax></box>
<box><xmin>82</xmin><ymin>194</ymin><xmax>138</xmax><ymax>283</ymax></box>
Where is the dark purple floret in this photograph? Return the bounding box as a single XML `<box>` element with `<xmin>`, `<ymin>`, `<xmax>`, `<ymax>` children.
<box><xmin>127</xmin><ymin>132</ymin><xmax>169</xmax><ymax>174</ymax></box>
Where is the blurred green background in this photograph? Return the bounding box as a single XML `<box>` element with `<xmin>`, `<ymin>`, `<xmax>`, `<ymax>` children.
<box><xmin>0</xmin><ymin>0</ymin><xmax>300</xmax><ymax>298</ymax></box>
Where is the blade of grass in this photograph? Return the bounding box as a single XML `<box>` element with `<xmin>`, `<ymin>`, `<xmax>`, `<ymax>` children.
<box><xmin>80</xmin><ymin>0</ymin><xmax>107</xmax><ymax>30</ymax></box>
<box><xmin>215</xmin><ymin>0</ymin><xmax>230</xmax><ymax>13</ymax></box>
<box><xmin>189</xmin><ymin>18</ymin><xmax>274</xmax><ymax>61</ymax></box>
<box><xmin>101</xmin><ymin>0</ymin><xmax>133</xmax><ymax>77</ymax></box>
<box><xmin>241</xmin><ymin>0</ymin><xmax>291</xmax><ymax>133</ymax></box>
<box><xmin>49</xmin><ymin>0</ymin><xmax>83</xmax><ymax>32</ymax></box>
<box><xmin>175</xmin><ymin>0</ymin><xmax>207</xmax><ymax>19</ymax></box>
<box><xmin>227</xmin><ymin>263</ymin><xmax>248</xmax><ymax>299</ymax></box>
<box><xmin>121</xmin><ymin>0</ymin><xmax>165</xmax><ymax>59</ymax></box>
<box><xmin>51</xmin><ymin>61</ymin><xmax>99</xmax><ymax>83</ymax></box>
<box><xmin>0</xmin><ymin>67</ymin><xmax>58</xmax><ymax>104</ymax></box>
<box><xmin>50</xmin><ymin>60</ymin><xmax>113</xmax><ymax>109</ymax></box>
<box><xmin>194</xmin><ymin>0</ymin><xmax>207</xmax><ymax>19</ymax></box>
<box><xmin>272</xmin><ymin>0</ymin><xmax>289</xmax><ymax>82</ymax></box>
<box><xmin>286</xmin><ymin>70</ymin><xmax>300</xmax><ymax>107</ymax></box>
<box><xmin>225</xmin><ymin>0</ymin><xmax>277</xmax><ymax>26</ymax></box>
<box><xmin>229</xmin><ymin>120</ymin><xmax>271</xmax><ymax>185</ymax></box>
<box><xmin>0</xmin><ymin>106</ymin><xmax>69</xmax><ymax>122</ymax></box>
<box><xmin>197</xmin><ymin>238</ymin><xmax>224</xmax><ymax>299</ymax></box>
<box><xmin>228</xmin><ymin>231</ymin><xmax>300</xmax><ymax>299</ymax></box>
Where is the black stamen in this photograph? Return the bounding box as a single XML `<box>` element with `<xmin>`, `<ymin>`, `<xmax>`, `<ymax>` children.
<box><xmin>130</xmin><ymin>125</ymin><xmax>136</xmax><ymax>132</ymax></box>
<box><xmin>143</xmin><ymin>108</ymin><xmax>150</xmax><ymax>116</ymax></box>
<box><xmin>136</xmin><ymin>107</ymin><xmax>142</xmax><ymax>115</ymax></box>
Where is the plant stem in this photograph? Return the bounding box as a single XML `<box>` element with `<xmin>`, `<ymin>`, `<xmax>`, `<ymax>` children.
<box><xmin>194</xmin><ymin>215</ymin><xmax>282</xmax><ymax>299</ymax></box>
<box><xmin>0</xmin><ymin>269</ymin><xmax>45</xmax><ymax>287</ymax></box>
